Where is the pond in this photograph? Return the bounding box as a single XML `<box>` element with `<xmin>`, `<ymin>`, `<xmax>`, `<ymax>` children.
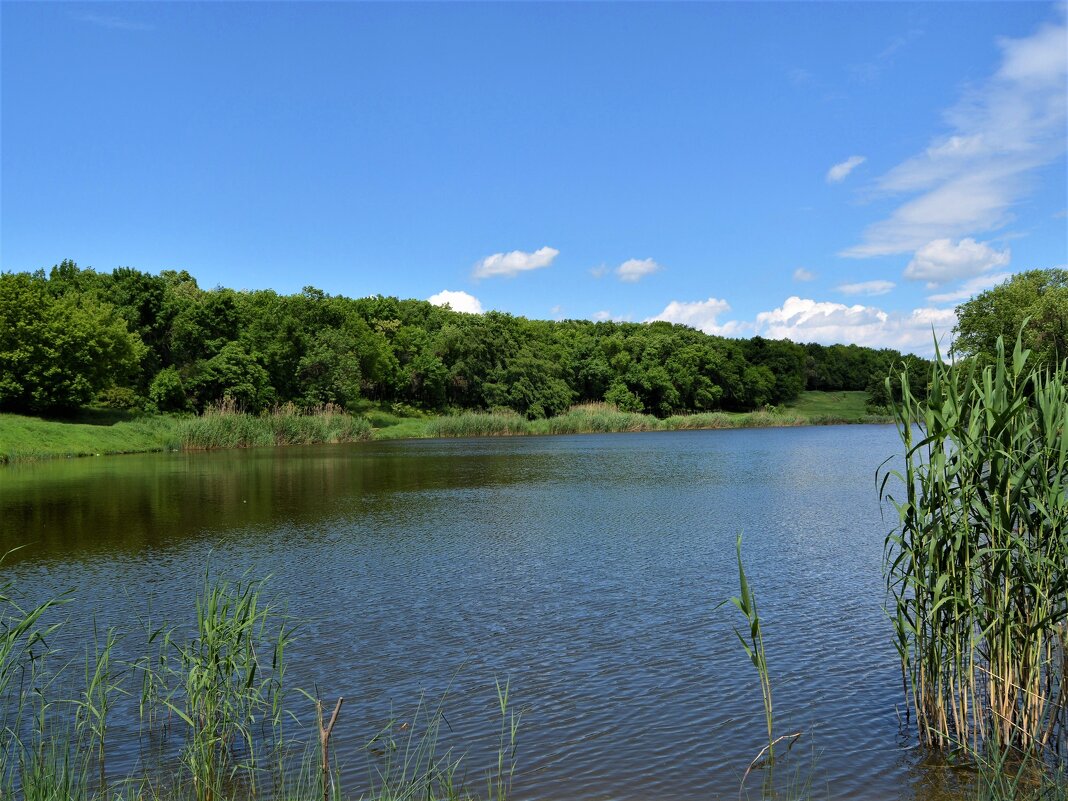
<box><xmin>1</xmin><ymin>426</ymin><xmax>959</xmax><ymax>800</ymax></box>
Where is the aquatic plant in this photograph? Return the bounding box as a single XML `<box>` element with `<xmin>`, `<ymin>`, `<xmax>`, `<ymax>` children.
<box><xmin>728</xmin><ymin>535</ymin><xmax>776</xmax><ymax>764</ymax></box>
<box><xmin>881</xmin><ymin>334</ymin><xmax>1068</xmax><ymax>762</ymax></box>
<box><xmin>0</xmin><ymin>562</ymin><xmax>520</xmax><ymax>801</ymax></box>
<box><xmin>178</xmin><ymin>400</ymin><xmax>372</xmax><ymax>450</ymax></box>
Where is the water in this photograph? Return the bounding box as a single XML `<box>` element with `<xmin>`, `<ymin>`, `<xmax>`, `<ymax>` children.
<box><xmin>0</xmin><ymin>426</ymin><xmax>963</xmax><ymax>800</ymax></box>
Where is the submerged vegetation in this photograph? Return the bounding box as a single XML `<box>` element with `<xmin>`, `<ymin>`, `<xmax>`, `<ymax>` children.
<box><xmin>881</xmin><ymin>334</ymin><xmax>1068</xmax><ymax>791</ymax></box>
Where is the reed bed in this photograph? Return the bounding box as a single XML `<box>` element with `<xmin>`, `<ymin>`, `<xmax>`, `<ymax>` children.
<box><xmin>0</xmin><ymin>564</ymin><xmax>518</xmax><ymax>801</ymax></box>
<box><xmin>179</xmin><ymin>401</ymin><xmax>373</xmax><ymax>450</ymax></box>
<box><xmin>414</xmin><ymin>404</ymin><xmax>813</xmax><ymax>439</ymax></box>
<box><xmin>881</xmin><ymin>335</ymin><xmax>1068</xmax><ymax>763</ymax></box>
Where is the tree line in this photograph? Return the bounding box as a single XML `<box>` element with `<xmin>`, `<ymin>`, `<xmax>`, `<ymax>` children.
<box><xmin>1</xmin><ymin>260</ymin><xmax>938</xmax><ymax>417</ymax></box>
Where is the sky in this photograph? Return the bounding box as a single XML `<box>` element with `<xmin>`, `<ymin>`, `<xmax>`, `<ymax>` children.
<box><xmin>2</xmin><ymin>2</ymin><xmax>1066</xmax><ymax>356</ymax></box>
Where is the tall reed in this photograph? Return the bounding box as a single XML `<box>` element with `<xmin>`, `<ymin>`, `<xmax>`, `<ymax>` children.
<box><xmin>179</xmin><ymin>400</ymin><xmax>372</xmax><ymax>450</ymax></box>
<box><xmin>880</xmin><ymin>334</ymin><xmax>1068</xmax><ymax>758</ymax></box>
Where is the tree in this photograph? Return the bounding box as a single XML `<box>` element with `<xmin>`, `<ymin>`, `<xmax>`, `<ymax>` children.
<box><xmin>952</xmin><ymin>269</ymin><xmax>1068</xmax><ymax>368</ymax></box>
<box><xmin>0</xmin><ymin>272</ymin><xmax>146</xmax><ymax>413</ymax></box>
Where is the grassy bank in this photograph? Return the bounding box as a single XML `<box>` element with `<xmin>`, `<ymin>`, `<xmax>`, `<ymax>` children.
<box><xmin>373</xmin><ymin>392</ymin><xmax>892</xmax><ymax>440</ymax></box>
<box><xmin>1</xmin><ymin>391</ymin><xmax>890</xmax><ymax>463</ymax></box>
<box><xmin>0</xmin><ymin>411</ymin><xmax>182</xmax><ymax>463</ymax></box>
<box><xmin>0</xmin><ymin>404</ymin><xmax>372</xmax><ymax>463</ymax></box>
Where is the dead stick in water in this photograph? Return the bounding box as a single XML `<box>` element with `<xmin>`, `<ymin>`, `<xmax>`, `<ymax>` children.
<box><xmin>316</xmin><ymin>696</ymin><xmax>344</xmax><ymax>801</ymax></box>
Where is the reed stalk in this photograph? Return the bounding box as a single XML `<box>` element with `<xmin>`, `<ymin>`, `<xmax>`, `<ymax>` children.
<box><xmin>727</xmin><ymin>535</ymin><xmax>776</xmax><ymax>765</ymax></box>
<box><xmin>880</xmin><ymin>334</ymin><xmax>1068</xmax><ymax>763</ymax></box>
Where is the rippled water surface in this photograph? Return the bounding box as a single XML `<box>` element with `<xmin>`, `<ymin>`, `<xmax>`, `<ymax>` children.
<box><xmin>1</xmin><ymin>426</ymin><xmax>964</xmax><ymax>800</ymax></box>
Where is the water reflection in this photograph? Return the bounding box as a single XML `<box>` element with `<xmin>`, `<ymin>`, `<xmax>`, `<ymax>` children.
<box><xmin>0</xmin><ymin>427</ymin><xmax>978</xmax><ymax>800</ymax></box>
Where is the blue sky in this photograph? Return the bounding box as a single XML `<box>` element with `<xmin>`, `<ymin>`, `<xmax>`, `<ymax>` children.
<box><xmin>2</xmin><ymin>2</ymin><xmax>1065</xmax><ymax>354</ymax></box>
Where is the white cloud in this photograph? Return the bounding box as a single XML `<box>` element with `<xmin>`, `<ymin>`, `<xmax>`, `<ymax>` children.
<box><xmin>793</xmin><ymin>268</ymin><xmax>816</xmax><ymax>282</ymax></box>
<box><xmin>427</xmin><ymin>290</ymin><xmax>483</xmax><ymax>314</ymax></box>
<box><xmin>843</xmin><ymin>13</ymin><xmax>1067</xmax><ymax>256</ymax></box>
<box><xmin>645</xmin><ymin>293</ymin><xmax>957</xmax><ymax>354</ymax></box>
<box><xmin>926</xmin><ymin>271</ymin><xmax>1014</xmax><ymax>304</ymax></box>
<box><xmin>835</xmin><ymin>279</ymin><xmax>896</xmax><ymax>296</ymax></box>
<box><xmin>755</xmin><ymin>296</ymin><xmax>956</xmax><ymax>354</ymax></box>
<box><xmin>472</xmin><ymin>246</ymin><xmax>558</xmax><ymax>279</ymax></box>
<box><xmin>589</xmin><ymin>264</ymin><xmax>609</xmax><ymax>278</ymax></box>
<box><xmin>616</xmin><ymin>258</ymin><xmax>662</xmax><ymax>282</ymax></box>
<box><xmin>826</xmin><ymin>155</ymin><xmax>867</xmax><ymax>183</ymax></box>
<box><xmin>644</xmin><ymin>297</ymin><xmax>748</xmax><ymax>336</ymax></box>
<box><xmin>904</xmin><ymin>237</ymin><xmax>1011</xmax><ymax>285</ymax></box>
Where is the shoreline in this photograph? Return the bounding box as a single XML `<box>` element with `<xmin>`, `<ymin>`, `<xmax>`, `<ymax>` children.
<box><xmin>1</xmin><ymin>393</ymin><xmax>892</xmax><ymax>464</ymax></box>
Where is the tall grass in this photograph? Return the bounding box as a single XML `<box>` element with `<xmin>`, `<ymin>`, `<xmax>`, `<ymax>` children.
<box><xmin>179</xmin><ymin>401</ymin><xmax>372</xmax><ymax>450</ymax></box>
<box><xmin>0</xmin><ymin>563</ymin><xmax>520</xmax><ymax>801</ymax></box>
<box><xmin>415</xmin><ymin>403</ymin><xmax>812</xmax><ymax>439</ymax></box>
<box><xmin>880</xmin><ymin>334</ymin><xmax>1068</xmax><ymax>764</ymax></box>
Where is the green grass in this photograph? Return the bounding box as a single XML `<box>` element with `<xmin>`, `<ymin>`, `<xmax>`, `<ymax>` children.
<box><xmin>783</xmin><ymin>391</ymin><xmax>891</xmax><ymax>424</ymax></box>
<box><xmin>374</xmin><ymin>403</ymin><xmax>814</xmax><ymax>440</ymax></box>
<box><xmin>0</xmin><ymin>404</ymin><xmax>372</xmax><ymax>463</ymax></box>
<box><xmin>178</xmin><ymin>401</ymin><xmax>372</xmax><ymax>449</ymax></box>
<box><xmin>0</xmin><ymin>412</ymin><xmax>182</xmax><ymax>463</ymax></box>
<box><xmin>1</xmin><ymin>392</ymin><xmax>889</xmax><ymax>464</ymax></box>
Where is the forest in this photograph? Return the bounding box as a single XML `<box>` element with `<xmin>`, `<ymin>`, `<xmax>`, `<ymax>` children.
<box><xmin>2</xmin><ymin>260</ymin><xmax>930</xmax><ymax>417</ymax></box>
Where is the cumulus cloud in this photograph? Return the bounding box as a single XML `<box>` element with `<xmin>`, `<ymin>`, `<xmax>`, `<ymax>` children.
<box><xmin>793</xmin><ymin>268</ymin><xmax>816</xmax><ymax>282</ymax></box>
<box><xmin>472</xmin><ymin>246</ymin><xmax>558</xmax><ymax>279</ymax></box>
<box><xmin>826</xmin><ymin>155</ymin><xmax>867</xmax><ymax>183</ymax></box>
<box><xmin>904</xmin><ymin>237</ymin><xmax>1011</xmax><ymax>285</ymax></box>
<box><xmin>616</xmin><ymin>258</ymin><xmax>662</xmax><ymax>282</ymax></box>
<box><xmin>926</xmin><ymin>271</ymin><xmax>1014</xmax><ymax>304</ymax></box>
<box><xmin>755</xmin><ymin>296</ymin><xmax>956</xmax><ymax>353</ymax></box>
<box><xmin>427</xmin><ymin>290</ymin><xmax>483</xmax><ymax>314</ymax></box>
<box><xmin>835</xmin><ymin>279</ymin><xmax>896</xmax><ymax>296</ymax></box>
<box><xmin>644</xmin><ymin>297</ymin><xmax>748</xmax><ymax>336</ymax></box>
<box><xmin>843</xmin><ymin>13</ymin><xmax>1067</xmax><ymax>257</ymax></box>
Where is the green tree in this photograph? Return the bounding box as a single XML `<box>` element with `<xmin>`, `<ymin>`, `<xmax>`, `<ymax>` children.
<box><xmin>952</xmin><ymin>269</ymin><xmax>1068</xmax><ymax>368</ymax></box>
<box><xmin>0</xmin><ymin>272</ymin><xmax>146</xmax><ymax>413</ymax></box>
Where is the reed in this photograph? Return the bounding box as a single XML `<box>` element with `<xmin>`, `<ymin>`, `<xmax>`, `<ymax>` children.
<box><xmin>178</xmin><ymin>400</ymin><xmax>372</xmax><ymax>450</ymax></box>
<box><xmin>0</xmin><ymin>564</ymin><xmax>520</xmax><ymax>801</ymax></box>
<box><xmin>880</xmin><ymin>334</ymin><xmax>1068</xmax><ymax>763</ymax></box>
<box><xmin>727</xmin><ymin>535</ymin><xmax>776</xmax><ymax>764</ymax></box>
<box><xmin>421</xmin><ymin>410</ymin><xmax>531</xmax><ymax>438</ymax></box>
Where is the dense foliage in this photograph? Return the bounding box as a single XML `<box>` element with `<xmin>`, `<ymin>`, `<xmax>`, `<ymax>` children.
<box><xmin>952</xmin><ymin>268</ymin><xmax>1068</xmax><ymax>368</ymax></box>
<box><xmin>1</xmin><ymin>261</ymin><xmax>921</xmax><ymax>416</ymax></box>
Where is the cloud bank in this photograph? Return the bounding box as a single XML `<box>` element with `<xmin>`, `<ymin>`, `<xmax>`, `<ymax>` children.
<box><xmin>648</xmin><ymin>295</ymin><xmax>956</xmax><ymax>354</ymax></box>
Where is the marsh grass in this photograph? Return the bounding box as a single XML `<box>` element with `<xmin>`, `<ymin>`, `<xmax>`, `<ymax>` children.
<box><xmin>178</xmin><ymin>401</ymin><xmax>372</xmax><ymax>450</ymax></box>
<box><xmin>0</xmin><ymin>561</ymin><xmax>520</xmax><ymax>801</ymax></box>
<box><xmin>411</xmin><ymin>403</ymin><xmax>813</xmax><ymax>440</ymax></box>
<box><xmin>880</xmin><ymin>334</ymin><xmax>1068</xmax><ymax>776</ymax></box>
